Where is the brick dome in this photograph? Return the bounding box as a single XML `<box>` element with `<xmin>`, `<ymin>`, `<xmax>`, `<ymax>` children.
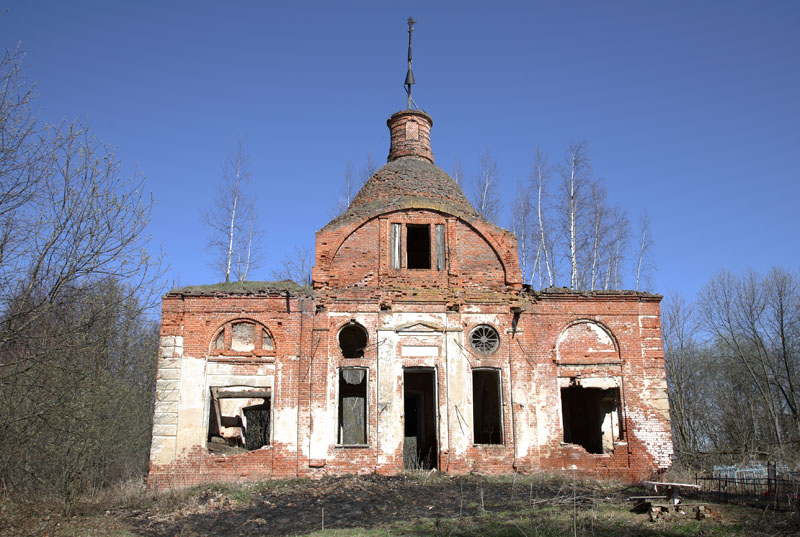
<box><xmin>342</xmin><ymin>157</ymin><xmax>478</xmax><ymax>221</ymax></box>
<box><xmin>334</xmin><ymin>110</ymin><xmax>478</xmax><ymax>225</ymax></box>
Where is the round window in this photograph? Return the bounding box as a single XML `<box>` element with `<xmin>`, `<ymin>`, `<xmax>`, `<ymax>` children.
<box><xmin>470</xmin><ymin>324</ymin><xmax>500</xmax><ymax>354</ymax></box>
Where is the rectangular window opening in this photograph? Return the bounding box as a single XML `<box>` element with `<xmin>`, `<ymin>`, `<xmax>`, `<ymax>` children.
<box><xmin>406</xmin><ymin>224</ymin><xmax>431</xmax><ymax>269</ymax></box>
<box><xmin>338</xmin><ymin>368</ymin><xmax>367</xmax><ymax>445</ymax></box>
<box><xmin>472</xmin><ymin>369</ymin><xmax>503</xmax><ymax>445</ymax></box>
<box><xmin>207</xmin><ymin>387</ymin><xmax>271</xmax><ymax>454</ymax></box>
<box><xmin>560</xmin><ymin>385</ymin><xmax>621</xmax><ymax>454</ymax></box>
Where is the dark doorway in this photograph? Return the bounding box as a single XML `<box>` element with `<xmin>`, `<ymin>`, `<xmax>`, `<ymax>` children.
<box><xmin>403</xmin><ymin>369</ymin><xmax>438</xmax><ymax>469</ymax></box>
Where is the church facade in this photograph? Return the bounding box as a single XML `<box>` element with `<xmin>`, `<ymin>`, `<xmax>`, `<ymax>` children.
<box><xmin>148</xmin><ymin>109</ymin><xmax>673</xmax><ymax>489</ymax></box>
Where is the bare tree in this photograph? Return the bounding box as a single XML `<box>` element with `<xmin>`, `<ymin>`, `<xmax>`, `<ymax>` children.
<box><xmin>634</xmin><ymin>210</ymin><xmax>655</xmax><ymax>291</ymax></box>
<box><xmin>528</xmin><ymin>149</ymin><xmax>555</xmax><ymax>287</ymax></box>
<box><xmin>337</xmin><ymin>160</ymin><xmax>356</xmax><ymax>214</ymax></box>
<box><xmin>0</xmin><ymin>47</ymin><xmax>161</xmax><ymax>507</ymax></box>
<box><xmin>452</xmin><ymin>159</ymin><xmax>465</xmax><ymax>188</ymax></box>
<box><xmin>272</xmin><ymin>246</ymin><xmax>313</xmax><ymax>287</ymax></box>
<box><xmin>360</xmin><ymin>151</ymin><xmax>377</xmax><ymax>184</ymax></box>
<box><xmin>335</xmin><ymin>154</ymin><xmax>376</xmax><ymax>216</ymax></box>
<box><xmin>662</xmin><ymin>292</ymin><xmax>711</xmax><ymax>462</ymax></box>
<box><xmin>603</xmin><ymin>207</ymin><xmax>630</xmax><ymax>290</ymax></box>
<box><xmin>558</xmin><ymin>142</ymin><xmax>592</xmax><ymax>290</ymax></box>
<box><xmin>203</xmin><ymin>144</ymin><xmax>261</xmax><ymax>282</ymax></box>
<box><xmin>510</xmin><ymin>179</ymin><xmax>533</xmax><ymax>284</ymax></box>
<box><xmin>233</xmin><ymin>199</ymin><xmax>262</xmax><ymax>281</ymax></box>
<box><xmin>587</xmin><ymin>181</ymin><xmax>609</xmax><ymax>290</ymax></box>
<box><xmin>470</xmin><ymin>150</ymin><xmax>501</xmax><ymax>224</ymax></box>
<box><xmin>692</xmin><ymin>268</ymin><xmax>800</xmax><ymax>461</ymax></box>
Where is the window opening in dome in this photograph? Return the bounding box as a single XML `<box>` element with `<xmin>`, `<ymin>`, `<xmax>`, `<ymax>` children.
<box><xmin>406</xmin><ymin>224</ymin><xmax>431</xmax><ymax>269</ymax></box>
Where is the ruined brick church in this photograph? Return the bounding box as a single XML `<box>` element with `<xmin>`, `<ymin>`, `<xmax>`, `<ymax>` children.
<box><xmin>148</xmin><ymin>106</ymin><xmax>673</xmax><ymax>488</ymax></box>
<box><xmin>149</xmin><ymin>34</ymin><xmax>673</xmax><ymax>487</ymax></box>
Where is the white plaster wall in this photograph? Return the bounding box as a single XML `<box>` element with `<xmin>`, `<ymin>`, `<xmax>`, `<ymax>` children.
<box><xmin>175</xmin><ymin>356</ymin><xmax>207</xmax><ymax>454</ymax></box>
<box><xmin>273</xmin><ymin>357</ymin><xmax>298</xmax><ymax>448</ymax></box>
<box><xmin>376</xmin><ymin>328</ymin><xmax>401</xmax><ymax>466</ymax></box>
<box><xmin>445</xmin><ymin>330</ymin><xmax>470</xmax><ymax>456</ymax></box>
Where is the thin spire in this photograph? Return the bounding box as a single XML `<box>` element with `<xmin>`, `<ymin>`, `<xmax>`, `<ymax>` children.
<box><xmin>404</xmin><ymin>17</ymin><xmax>417</xmax><ymax>110</ymax></box>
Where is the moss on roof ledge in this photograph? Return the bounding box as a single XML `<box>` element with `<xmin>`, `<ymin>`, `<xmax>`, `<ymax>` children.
<box><xmin>168</xmin><ymin>280</ymin><xmax>314</xmax><ymax>297</ymax></box>
<box><xmin>524</xmin><ymin>286</ymin><xmax>662</xmax><ymax>300</ymax></box>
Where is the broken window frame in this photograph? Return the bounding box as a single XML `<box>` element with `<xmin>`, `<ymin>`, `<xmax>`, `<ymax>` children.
<box><xmin>207</xmin><ymin>386</ymin><xmax>272</xmax><ymax>452</ymax></box>
<box><xmin>406</xmin><ymin>224</ymin><xmax>431</xmax><ymax>269</ymax></box>
<box><xmin>390</xmin><ymin>223</ymin><xmax>402</xmax><ymax>270</ymax></box>
<box><xmin>337</xmin><ymin>367</ymin><xmax>369</xmax><ymax>446</ymax></box>
<box><xmin>434</xmin><ymin>223</ymin><xmax>446</xmax><ymax>271</ymax></box>
<box><xmin>338</xmin><ymin>321</ymin><xmax>368</xmax><ymax>358</ymax></box>
<box><xmin>559</xmin><ymin>382</ymin><xmax>623</xmax><ymax>455</ymax></box>
<box><xmin>209</xmin><ymin>319</ymin><xmax>276</xmax><ymax>356</ymax></box>
<box><xmin>472</xmin><ymin>368</ymin><xmax>504</xmax><ymax>445</ymax></box>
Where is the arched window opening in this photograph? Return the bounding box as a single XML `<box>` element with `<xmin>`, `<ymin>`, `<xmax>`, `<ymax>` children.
<box><xmin>339</xmin><ymin>323</ymin><xmax>368</xmax><ymax>358</ymax></box>
<box><xmin>211</xmin><ymin>320</ymin><xmax>275</xmax><ymax>355</ymax></box>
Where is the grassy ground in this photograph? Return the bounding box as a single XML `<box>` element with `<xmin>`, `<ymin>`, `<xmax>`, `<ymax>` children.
<box><xmin>2</xmin><ymin>472</ymin><xmax>798</xmax><ymax>536</ymax></box>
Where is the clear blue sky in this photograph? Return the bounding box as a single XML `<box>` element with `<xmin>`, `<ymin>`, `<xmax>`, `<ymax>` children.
<box><xmin>3</xmin><ymin>1</ymin><xmax>798</xmax><ymax>300</ymax></box>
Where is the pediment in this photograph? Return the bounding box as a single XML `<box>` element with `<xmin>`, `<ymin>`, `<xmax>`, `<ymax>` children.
<box><xmin>394</xmin><ymin>321</ymin><xmax>444</xmax><ymax>333</ymax></box>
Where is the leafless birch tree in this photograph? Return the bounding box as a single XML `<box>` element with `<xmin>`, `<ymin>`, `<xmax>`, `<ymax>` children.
<box><xmin>452</xmin><ymin>159</ymin><xmax>465</xmax><ymax>188</ymax></box>
<box><xmin>603</xmin><ymin>208</ymin><xmax>630</xmax><ymax>290</ymax></box>
<box><xmin>360</xmin><ymin>151</ymin><xmax>377</xmax><ymax>184</ymax></box>
<box><xmin>558</xmin><ymin>142</ymin><xmax>592</xmax><ymax>290</ymax></box>
<box><xmin>203</xmin><ymin>144</ymin><xmax>261</xmax><ymax>282</ymax></box>
<box><xmin>337</xmin><ymin>160</ymin><xmax>356</xmax><ymax>214</ymax></box>
<box><xmin>336</xmin><ymin>153</ymin><xmax>377</xmax><ymax>216</ymax></box>
<box><xmin>470</xmin><ymin>150</ymin><xmax>501</xmax><ymax>224</ymax></box>
<box><xmin>528</xmin><ymin>149</ymin><xmax>555</xmax><ymax>287</ymax></box>
<box><xmin>634</xmin><ymin>210</ymin><xmax>655</xmax><ymax>291</ymax></box>
<box><xmin>511</xmin><ymin>179</ymin><xmax>533</xmax><ymax>283</ymax></box>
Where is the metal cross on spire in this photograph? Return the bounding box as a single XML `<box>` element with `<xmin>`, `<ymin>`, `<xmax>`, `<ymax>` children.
<box><xmin>404</xmin><ymin>17</ymin><xmax>417</xmax><ymax>110</ymax></box>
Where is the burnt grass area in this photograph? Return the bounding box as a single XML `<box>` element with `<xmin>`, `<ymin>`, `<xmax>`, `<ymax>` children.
<box><xmin>131</xmin><ymin>473</ymin><xmax>570</xmax><ymax>536</ymax></box>
<box><xmin>4</xmin><ymin>473</ymin><xmax>800</xmax><ymax>536</ymax></box>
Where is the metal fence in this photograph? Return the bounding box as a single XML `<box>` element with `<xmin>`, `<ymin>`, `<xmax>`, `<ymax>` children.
<box><xmin>695</xmin><ymin>473</ymin><xmax>800</xmax><ymax>511</ymax></box>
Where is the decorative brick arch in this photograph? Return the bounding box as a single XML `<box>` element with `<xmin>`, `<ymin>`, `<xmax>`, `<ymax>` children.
<box><xmin>209</xmin><ymin>318</ymin><xmax>276</xmax><ymax>355</ymax></box>
<box><xmin>554</xmin><ymin>319</ymin><xmax>620</xmax><ymax>364</ymax></box>
<box><xmin>321</xmin><ymin>203</ymin><xmax>515</xmax><ymax>284</ymax></box>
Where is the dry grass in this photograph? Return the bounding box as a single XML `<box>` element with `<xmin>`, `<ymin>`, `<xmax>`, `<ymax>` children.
<box><xmin>2</xmin><ymin>472</ymin><xmax>798</xmax><ymax>537</ymax></box>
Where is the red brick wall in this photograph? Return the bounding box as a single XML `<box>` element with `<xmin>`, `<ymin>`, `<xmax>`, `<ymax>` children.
<box><xmin>149</xmin><ymin>291</ymin><xmax>671</xmax><ymax>488</ymax></box>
